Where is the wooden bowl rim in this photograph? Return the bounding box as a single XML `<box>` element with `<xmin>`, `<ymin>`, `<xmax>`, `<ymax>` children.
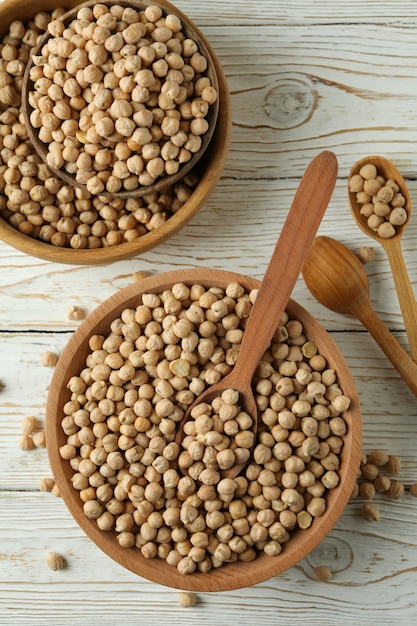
<box><xmin>0</xmin><ymin>0</ymin><xmax>231</xmax><ymax>264</ymax></box>
<box><xmin>21</xmin><ymin>0</ymin><xmax>220</xmax><ymax>200</ymax></box>
<box><xmin>46</xmin><ymin>268</ymin><xmax>363</xmax><ymax>592</ymax></box>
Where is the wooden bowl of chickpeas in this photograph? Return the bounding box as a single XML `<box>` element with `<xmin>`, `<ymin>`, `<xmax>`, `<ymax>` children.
<box><xmin>0</xmin><ymin>0</ymin><xmax>231</xmax><ymax>264</ymax></box>
<box><xmin>46</xmin><ymin>268</ymin><xmax>362</xmax><ymax>592</ymax></box>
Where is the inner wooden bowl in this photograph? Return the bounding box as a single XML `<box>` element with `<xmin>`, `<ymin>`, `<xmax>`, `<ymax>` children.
<box><xmin>21</xmin><ymin>0</ymin><xmax>220</xmax><ymax>199</ymax></box>
<box><xmin>0</xmin><ymin>0</ymin><xmax>231</xmax><ymax>264</ymax></box>
<box><xmin>46</xmin><ymin>268</ymin><xmax>362</xmax><ymax>592</ymax></box>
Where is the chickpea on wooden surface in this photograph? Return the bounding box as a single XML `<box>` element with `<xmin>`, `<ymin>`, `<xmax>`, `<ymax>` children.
<box><xmin>27</xmin><ymin>3</ymin><xmax>218</xmax><ymax>194</ymax></box>
<box><xmin>58</xmin><ymin>281</ymin><xmax>351</xmax><ymax>575</ymax></box>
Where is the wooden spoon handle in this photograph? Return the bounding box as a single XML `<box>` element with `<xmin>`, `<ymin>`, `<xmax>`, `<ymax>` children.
<box><xmin>233</xmin><ymin>150</ymin><xmax>338</xmax><ymax>385</ymax></box>
<box><xmin>355</xmin><ymin>297</ymin><xmax>417</xmax><ymax>397</ymax></box>
<box><xmin>382</xmin><ymin>238</ymin><xmax>417</xmax><ymax>363</ymax></box>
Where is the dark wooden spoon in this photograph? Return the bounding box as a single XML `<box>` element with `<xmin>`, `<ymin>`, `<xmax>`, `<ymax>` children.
<box><xmin>175</xmin><ymin>151</ymin><xmax>338</xmax><ymax>478</ymax></box>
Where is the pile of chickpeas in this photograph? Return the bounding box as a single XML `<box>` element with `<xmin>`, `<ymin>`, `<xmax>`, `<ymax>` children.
<box><xmin>27</xmin><ymin>2</ymin><xmax>218</xmax><ymax>195</ymax></box>
<box><xmin>59</xmin><ymin>281</ymin><xmax>351</xmax><ymax>575</ymax></box>
<box><xmin>0</xmin><ymin>9</ymin><xmax>202</xmax><ymax>249</ymax></box>
<box><xmin>348</xmin><ymin>163</ymin><xmax>407</xmax><ymax>239</ymax></box>
<box><xmin>180</xmin><ymin>390</ymin><xmax>255</xmax><ymax>477</ymax></box>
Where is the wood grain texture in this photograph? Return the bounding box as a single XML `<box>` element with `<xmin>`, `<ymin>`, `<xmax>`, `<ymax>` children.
<box><xmin>0</xmin><ymin>0</ymin><xmax>417</xmax><ymax>622</ymax></box>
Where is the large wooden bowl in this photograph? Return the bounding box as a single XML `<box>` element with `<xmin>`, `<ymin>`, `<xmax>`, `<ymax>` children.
<box><xmin>0</xmin><ymin>0</ymin><xmax>231</xmax><ymax>264</ymax></box>
<box><xmin>46</xmin><ymin>269</ymin><xmax>362</xmax><ymax>592</ymax></box>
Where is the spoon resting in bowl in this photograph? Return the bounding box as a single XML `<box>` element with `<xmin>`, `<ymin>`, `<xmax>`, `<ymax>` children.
<box><xmin>348</xmin><ymin>155</ymin><xmax>417</xmax><ymax>362</ymax></box>
<box><xmin>175</xmin><ymin>150</ymin><xmax>338</xmax><ymax>479</ymax></box>
<box><xmin>302</xmin><ymin>236</ymin><xmax>417</xmax><ymax>398</ymax></box>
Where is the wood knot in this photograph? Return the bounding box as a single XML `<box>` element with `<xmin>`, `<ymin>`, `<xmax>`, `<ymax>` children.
<box><xmin>303</xmin><ymin>536</ymin><xmax>354</xmax><ymax>577</ymax></box>
<box><xmin>263</xmin><ymin>74</ymin><xmax>317</xmax><ymax>129</ymax></box>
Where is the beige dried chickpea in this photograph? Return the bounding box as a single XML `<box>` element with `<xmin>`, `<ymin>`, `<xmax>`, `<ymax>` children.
<box><xmin>39</xmin><ymin>477</ymin><xmax>55</xmax><ymax>492</ymax></box>
<box><xmin>41</xmin><ymin>350</ymin><xmax>59</xmax><ymax>367</ymax></box>
<box><xmin>178</xmin><ymin>591</ymin><xmax>197</xmax><ymax>607</ymax></box>
<box><xmin>361</xmin><ymin>503</ymin><xmax>380</xmax><ymax>522</ymax></box>
<box><xmin>58</xmin><ymin>281</ymin><xmax>351</xmax><ymax>575</ymax></box>
<box><xmin>21</xmin><ymin>415</ymin><xmax>38</xmax><ymax>435</ymax></box>
<box><xmin>45</xmin><ymin>551</ymin><xmax>65</xmax><ymax>571</ymax></box>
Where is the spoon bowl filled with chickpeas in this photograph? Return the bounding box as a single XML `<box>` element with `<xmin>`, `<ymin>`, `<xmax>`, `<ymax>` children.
<box><xmin>22</xmin><ymin>0</ymin><xmax>220</xmax><ymax>198</ymax></box>
<box><xmin>175</xmin><ymin>151</ymin><xmax>339</xmax><ymax>481</ymax></box>
<box><xmin>0</xmin><ymin>0</ymin><xmax>231</xmax><ymax>264</ymax></box>
<box><xmin>348</xmin><ymin>155</ymin><xmax>417</xmax><ymax>362</ymax></box>
<box><xmin>46</xmin><ymin>266</ymin><xmax>362</xmax><ymax>592</ymax></box>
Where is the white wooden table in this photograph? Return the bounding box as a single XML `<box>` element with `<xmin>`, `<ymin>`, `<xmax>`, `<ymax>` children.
<box><xmin>1</xmin><ymin>1</ymin><xmax>417</xmax><ymax>624</ymax></box>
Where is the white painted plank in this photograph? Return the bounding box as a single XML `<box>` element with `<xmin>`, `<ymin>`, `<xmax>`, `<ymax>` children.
<box><xmin>0</xmin><ymin>491</ymin><xmax>416</xmax><ymax>625</ymax></box>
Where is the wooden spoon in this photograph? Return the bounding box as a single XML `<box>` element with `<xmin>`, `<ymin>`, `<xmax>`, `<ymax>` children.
<box><xmin>348</xmin><ymin>156</ymin><xmax>417</xmax><ymax>362</ymax></box>
<box><xmin>302</xmin><ymin>236</ymin><xmax>417</xmax><ymax>397</ymax></box>
<box><xmin>175</xmin><ymin>150</ymin><xmax>338</xmax><ymax>478</ymax></box>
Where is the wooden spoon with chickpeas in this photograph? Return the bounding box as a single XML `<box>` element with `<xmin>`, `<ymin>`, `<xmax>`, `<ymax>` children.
<box><xmin>175</xmin><ymin>151</ymin><xmax>338</xmax><ymax>480</ymax></box>
<box><xmin>302</xmin><ymin>236</ymin><xmax>417</xmax><ymax>398</ymax></box>
<box><xmin>348</xmin><ymin>155</ymin><xmax>417</xmax><ymax>362</ymax></box>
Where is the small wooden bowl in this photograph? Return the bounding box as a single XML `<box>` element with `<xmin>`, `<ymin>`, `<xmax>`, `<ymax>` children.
<box><xmin>21</xmin><ymin>0</ymin><xmax>220</xmax><ymax>199</ymax></box>
<box><xmin>46</xmin><ymin>268</ymin><xmax>362</xmax><ymax>592</ymax></box>
<box><xmin>0</xmin><ymin>0</ymin><xmax>231</xmax><ymax>264</ymax></box>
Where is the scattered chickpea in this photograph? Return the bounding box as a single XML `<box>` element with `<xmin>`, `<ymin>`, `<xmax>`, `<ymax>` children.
<box><xmin>41</xmin><ymin>351</ymin><xmax>59</xmax><ymax>367</ymax></box>
<box><xmin>33</xmin><ymin>430</ymin><xmax>46</xmax><ymax>448</ymax></box>
<box><xmin>373</xmin><ymin>475</ymin><xmax>391</xmax><ymax>493</ymax></box>
<box><xmin>386</xmin><ymin>480</ymin><xmax>405</xmax><ymax>499</ymax></box>
<box><xmin>132</xmin><ymin>270</ymin><xmax>150</xmax><ymax>282</ymax></box>
<box><xmin>39</xmin><ymin>477</ymin><xmax>55</xmax><ymax>492</ymax></box>
<box><xmin>27</xmin><ymin>4</ymin><xmax>218</xmax><ymax>193</ymax></box>
<box><xmin>367</xmin><ymin>450</ymin><xmax>389</xmax><ymax>467</ymax></box>
<box><xmin>178</xmin><ymin>591</ymin><xmax>197</xmax><ymax>607</ymax></box>
<box><xmin>0</xmin><ymin>13</ymin><xmax>202</xmax><ymax>249</ymax></box>
<box><xmin>409</xmin><ymin>484</ymin><xmax>417</xmax><ymax>497</ymax></box>
<box><xmin>359</xmin><ymin>481</ymin><xmax>375</xmax><ymax>500</ymax></box>
<box><xmin>386</xmin><ymin>455</ymin><xmax>401</xmax><ymax>476</ymax></box>
<box><xmin>353</xmin><ymin>450</ymin><xmax>414</xmax><ymax>522</ymax></box>
<box><xmin>358</xmin><ymin>246</ymin><xmax>374</xmax><ymax>264</ymax></box>
<box><xmin>67</xmin><ymin>306</ymin><xmax>85</xmax><ymax>321</ymax></box>
<box><xmin>19</xmin><ymin>434</ymin><xmax>34</xmax><ymax>451</ymax></box>
<box><xmin>312</xmin><ymin>565</ymin><xmax>332</xmax><ymax>582</ymax></box>
<box><xmin>21</xmin><ymin>415</ymin><xmax>38</xmax><ymax>435</ymax></box>
<box><xmin>361</xmin><ymin>503</ymin><xmax>380</xmax><ymax>522</ymax></box>
<box><xmin>45</xmin><ymin>551</ymin><xmax>65</xmax><ymax>571</ymax></box>
<box><xmin>51</xmin><ymin>483</ymin><xmax>61</xmax><ymax>497</ymax></box>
